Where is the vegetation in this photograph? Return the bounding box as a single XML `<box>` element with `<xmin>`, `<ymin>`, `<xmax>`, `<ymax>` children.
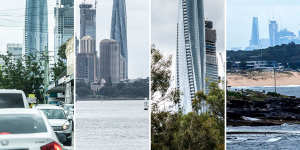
<box><xmin>52</xmin><ymin>40</ymin><xmax>67</xmax><ymax>81</ymax></box>
<box><xmin>151</xmin><ymin>47</ymin><xmax>224</xmax><ymax>150</ymax></box>
<box><xmin>0</xmin><ymin>54</ymin><xmax>45</xmax><ymax>103</ymax></box>
<box><xmin>227</xmin><ymin>42</ymin><xmax>300</xmax><ymax>69</ymax></box>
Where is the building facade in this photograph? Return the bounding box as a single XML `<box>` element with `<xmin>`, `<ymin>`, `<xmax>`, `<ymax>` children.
<box><xmin>111</xmin><ymin>0</ymin><xmax>128</xmax><ymax>80</ymax></box>
<box><xmin>7</xmin><ymin>43</ymin><xmax>22</xmax><ymax>59</ymax></box>
<box><xmin>250</xmin><ymin>17</ymin><xmax>259</xmax><ymax>47</ymax></box>
<box><xmin>99</xmin><ymin>39</ymin><xmax>121</xmax><ymax>84</ymax></box>
<box><xmin>54</xmin><ymin>0</ymin><xmax>74</xmax><ymax>64</ymax></box>
<box><xmin>24</xmin><ymin>0</ymin><xmax>48</xmax><ymax>57</ymax></box>
<box><xmin>79</xmin><ymin>3</ymin><xmax>96</xmax><ymax>40</ymax></box>
<box><xmin>269</xmin><ymin>20</ymin><xmax>278</xmax><ymax>47</ymax></box>
<box><xmin>176</xmin><ymin>0</ymin><xmax>206</xmax><ymax>113</ymax></box>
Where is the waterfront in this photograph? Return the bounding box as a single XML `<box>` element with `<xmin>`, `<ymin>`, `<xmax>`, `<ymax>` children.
<box><xmin>75</xmin><ymin>100</ymin><xmax>149</xmax><ymax>150</ymax></box>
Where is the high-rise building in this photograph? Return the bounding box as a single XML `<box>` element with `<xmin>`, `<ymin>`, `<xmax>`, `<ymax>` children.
<box><xmin>111</xmin><ymin>0</ymin><xmax>128</xmax><ymax>80</ymax></box>
<box><xmin>76</xmin><ymin>36</ymin><xmax>97</xmax><ymax>82</ymax></box>
<box><xmin>99</xmin><ymin>39</ymin><xmax>121</xmax><ymax>84</ymax></box>
<box><xmin>269</xmin><ymin>20</ymin><xmax>278</xmax><ymax>47</ymax></box>
<box><xmin>250</xmin><ymin>17</ymin><xmax>259</xmax><ymax>47</ymax></box>
<box><xmin>24</xmin><ymin>0</ymin><xmax>48</xmax><ymax>57</ymax></box>
<box><xmin>54</xmin><ymin>0</ymin><xmax>74</xmax><ymax>64</ymax></box>
<box><xmin>79</xmin><ymin>3</ymin><xmax>96</xmax><ymax>40</ymax></box>
<box><xmin>7</xmin><ymin>43</ymin><xmax>22</xmax><ymax>59</ymax></box>
<box><xmin>205</xmin><ymin>21</ymin><xmax>218</xmax><ymax>92</ymax></box>
<box><xmin>176</xmin><ymin>0</ymin><xmax>206</xmax><ymax>113</ymax></box>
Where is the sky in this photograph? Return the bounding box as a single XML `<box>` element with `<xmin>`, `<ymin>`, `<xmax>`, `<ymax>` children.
<box><xmin>227</xmin><ymin>0</ymin><xmax>300</xmax><ymax>49</ymax></box>
<box><xmin>0</xmin><ymin>0</ymin><xmax>56</xmax><ymax>56</ymax></box>
<box><xmin>151</xmin><ymin>0</ymin><xmax>226</xmax><ymax>78</ymax></box>
<box><xmin>76</xmin><ymin>0</ymin><xmax>150</xmax><ymax>79</ymax></box>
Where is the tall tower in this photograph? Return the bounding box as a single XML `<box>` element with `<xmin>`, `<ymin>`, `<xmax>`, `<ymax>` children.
<box><xmin>250</xmin><ymin>17</ymin><xmax>259</xmax><ymax>47</ymax></box>
<box><xmin>111</xmin><ymin>0</ymin><xmax>128</xmax><ymax>80</ymax></box>
<box><xmin>24</xmin><ymin>0</ymin><xmax>48</xmax><ymax>57</ymax></box>
<box><xmin>176</xmin><ymin>0</ymin><xmax>206</xmax><ymax>113</ymax></box>
<box><xmin>54</xmin><ymin>0</ymin><xmax>74</xmax><ymax>64</ymax></box>
<box><xmin>79</xmin><ymin>2</ymin><xmax>96</xmax><ymax>40</ymax></box>
<box><xmin>269</xmin><ymin>20</ymin><xmax>278</xmax><ymax>47</ymax></box>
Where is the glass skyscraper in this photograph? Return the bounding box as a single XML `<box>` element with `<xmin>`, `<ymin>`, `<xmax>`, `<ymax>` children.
<box><xmin>24</xmin><ymin>0</ymin><xmax>48</xmax><ymax>56</ymax></box>
<box><xmin>250</xmin><ymin>17</ymin><xmax>259</xmax><ymax>47</ymax></box>
<box><xmin>176</xmin><ymin>0</ymin><xmax>206</xmax><ymax>113</ymax></box>
<box><xmin>269</xmin><ymin>20</ymin><xmax>278</xmax><ymax>47</ymax></box>
<box><xmin>111</xmin><ymin>0</ymin><xmax>128</xmax><ymax>80</ymax></box>
<box><xmin>79</xmin><ymin>3</ymin><xmax>96</xmax><ymax>40</ymax></box>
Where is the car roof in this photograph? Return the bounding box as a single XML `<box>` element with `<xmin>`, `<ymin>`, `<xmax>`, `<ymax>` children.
<box><xmin>0</xmin><ymin>89</ymin><xmax>25</xmax><ymax>94</ymax></box>
<box><xmin>0</xmin><ymin>108</ymin><xmax>42</xmax><ymax>115</ymax></box>
<box><xmin>35</xmin><ymin>104</ymin><xmax>64</xmax><ymax>110</ymax></box>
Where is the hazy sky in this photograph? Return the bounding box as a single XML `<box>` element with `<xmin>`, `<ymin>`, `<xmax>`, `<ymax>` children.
<box><xmin>0</xmin><ymin>0</ymin><xmax>56</xmax><ymax>55</ymax></box>
<box><xmin>227</xmin><ymin>0</ymin><xmax>300</xmax><ymax>49</ymax></box>
<box><xmin>152</xmin><ymin>0</ymin><xmax>226</xmax><ymax>78</ymax></box>
<box><xmin>76</xmin><ymin>0</ymin><xmax>150</xmax><ymax>79</ymax></box>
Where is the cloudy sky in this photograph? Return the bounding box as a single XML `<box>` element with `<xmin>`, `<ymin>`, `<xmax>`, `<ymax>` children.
<box><xmin>228</xmin><ymin>0</ymin><xmax>300</xmax><ymax>49</ymax></box>
<box><xmin>152</xmin><ymin>0</ymin><xmax>226</xmax><ymax>78</ymax></box>
<box><xmin>76</xmin><ymin>0</ymin><xmax>150</xmax><ymax>79</ymax></box>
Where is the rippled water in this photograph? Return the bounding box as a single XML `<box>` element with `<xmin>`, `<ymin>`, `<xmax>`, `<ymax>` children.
<box><xmin>227</xmin><ymin>125</ymin><xmax>300</xmax><ymax>150</ymax></box>
<box><xmin>75</xmin><ymin>100</ymin><xmax>149</xmax><ymax>150</ymax></box>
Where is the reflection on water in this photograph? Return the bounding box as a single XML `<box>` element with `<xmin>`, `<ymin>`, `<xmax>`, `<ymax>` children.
<box><xmin>75</xmin><ymin>100</ymin><xmax>149</xmax><ymax>150</ymax></box>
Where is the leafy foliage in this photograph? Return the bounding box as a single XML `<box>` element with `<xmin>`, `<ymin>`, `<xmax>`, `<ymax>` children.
<box><xmin>52</xmin><ymin>41</ymin><xmax>67</xmax><ymax>81</ymax></box>
<box><xmin>0</xmin><ymin>54</ymin><xmax>45</xmax><ymax>103</ymax></box>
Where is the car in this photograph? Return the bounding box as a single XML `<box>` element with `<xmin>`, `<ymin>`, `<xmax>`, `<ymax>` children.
<box><xmin>0</xmin><ymin>108</ymin><xmax>64</xmax><ymax>150</ymax></box>
<box><xmin>0</xmin><ymin>89</ymin><xmax>29</xmax><ymax>108</ymax></box>
<box><xmin>35</xmin><ymin>104</ymin><xmax>72</xmax><ymax>146</ymax></box>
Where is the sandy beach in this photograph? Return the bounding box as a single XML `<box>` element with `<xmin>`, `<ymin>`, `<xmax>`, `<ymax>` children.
<box><xmin>227</xmin><ymin>71</ymin><xmax>300</xmax><ymax>87</ymax></box>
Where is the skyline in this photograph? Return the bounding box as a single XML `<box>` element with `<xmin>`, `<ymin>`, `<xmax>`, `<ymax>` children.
<box><xmin>75</xmin><ymin>0</ymin><xmax>149</xmax><ymax>79</ymax></box>
<box><xmin>227</xmin><ymin>0</ymin><xmax>300</xmax><ymax>49</ymax></box>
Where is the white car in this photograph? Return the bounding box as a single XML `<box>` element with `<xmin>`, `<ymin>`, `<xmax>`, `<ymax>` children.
<box><xmin>35</xmin><ymin>104</ymin><xmax>72</xmax><ymax>146</ymax></box>
<box><xmin>0</xmin><ymin>108</ymin><xmax>64</xmax><ymax>150</ymax></box>
<box><xmin>0</xmin><ymin>89</ymin><xmax>29</xmax><ymax>108</ymax></box>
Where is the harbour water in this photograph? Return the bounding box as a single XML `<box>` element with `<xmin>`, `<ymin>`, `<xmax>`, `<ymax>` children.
<box><xmin>75</xmin><ymin>100</ymin><xmax>149</xmax><ymax>150</ymax></box>
<box><xmin>227</xmin><ymin>85</ymin><xmax>300</xmax><ymax>149</ymax></box>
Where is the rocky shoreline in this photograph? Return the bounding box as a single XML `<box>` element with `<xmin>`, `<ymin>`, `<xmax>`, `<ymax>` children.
<box><xmin>227</xmin><ymin>90</ymin><xmax>300</xmax><ymax>126</ymax></box>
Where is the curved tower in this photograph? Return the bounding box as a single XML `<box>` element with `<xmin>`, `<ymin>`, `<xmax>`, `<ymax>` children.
<box><xmin>176</xmin><ymin>0</ymin><xmax>206</xmax><ymax>113</ymax></box>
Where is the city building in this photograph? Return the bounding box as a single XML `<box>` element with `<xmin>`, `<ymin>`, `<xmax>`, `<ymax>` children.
<box><xmin>76</xmin><ymin>36</ymin><xmax>97</xmax><ymax>82</ymax></box>
<box><xmin>249</xmin><ymin>17</ymin><xmax>260</xmax><ymax>48</ymax></box>
<box><xmin>111</xmin><ymin>0</ymin><xmax>128</xmax><ymax>80</ymax></box>
<box><xmin>205</xmin><ymin>21</ymin><xmax>218</xmax><ymax>92</ymax></box>
<box><xmin>176</xmin><ymin>0</ymin><xmax>206</xmax><ymax>113</ymax></box>
<box><xmin>269</xmin><ymin>20</ymin><xmax>278</xmax><ymax>47</ymax></box>
<box><xmin>278</xmin><ymin>29</ymin><xmax>296</xmax><ymax>45</ymax></box>
<box><xmin>99</xmin><ymin>39</ymin><xmax>121</xmax><ymax>84</ymax></box>
<box><xmin>24</xmin><ymin>0</ymin><xmax>48</xmax><ymax>57</ymax></box>
<box><xmin>7</xmin><ymin>43</ymin><xmax>22</xmax><ymax>59</ymax></box>
<box><xmin>79</xmin><ymin>3</ymin><xmax>96</xmax><ymax>40</ymax></box>
<box><xmin>54</xmin><ymin>0</ymin><xmax>74</xmax><ymax>64</ymax></box>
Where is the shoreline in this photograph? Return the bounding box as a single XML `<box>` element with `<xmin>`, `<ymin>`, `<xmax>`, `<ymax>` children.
<box><xmin>227</xmin><ymin>71</ymin><xmax>300</xmax><ymax>87</ymax></box>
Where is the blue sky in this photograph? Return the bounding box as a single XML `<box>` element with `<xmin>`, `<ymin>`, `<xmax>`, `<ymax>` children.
<box><xmin>227</xmin><ymin>0</ymin><xmax>300</xmax><ymax>49</ymax></box>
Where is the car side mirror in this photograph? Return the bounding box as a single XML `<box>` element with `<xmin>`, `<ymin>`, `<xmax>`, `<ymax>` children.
<box><xmin>56</xmin><ymin>132</ymin><xmax>67</xmax><ymax>144</ymax></box>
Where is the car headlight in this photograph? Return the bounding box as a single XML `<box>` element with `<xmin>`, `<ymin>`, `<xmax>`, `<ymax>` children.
<box><xmin>62</xmin><ymin>122</ymin><xmax>70</xmax><ymax>130</ymax></box>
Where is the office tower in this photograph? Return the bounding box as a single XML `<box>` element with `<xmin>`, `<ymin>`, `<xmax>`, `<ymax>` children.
<box><xmin>79</xmin><ymin>3</ymin><xmax>96</xmax><ymax>40</ymax></box>
<box><xmin>250</xmin><ymin>17</ymin><xmax>259</xmax><ymax>47</ymax></box>
<box><xmin>24</xmin><ymin>0</ymin><xmax>48</xmax><ymax>57</ymax></box>
<box><xmin>111</xmin><ymin>0</ymin><xmax>128</xmax><ymax>80</ymax></box>
<box><xmin>7</xmin><ymin>43</ymin><xmax>22</xmax><ymax>58</ymax></box>
<box><xmin>176</xmin><ymin>0</ymin><xmax>206</xmax><ymax>113</ymax></box>
<box><xmin>76</xmin><ymin>36</ymin><xmax>96</xmax><ymax>82</ymax></box>
<box><xmin>205</xmin><ymin>21</ymin><xmax>218</xmax><ymax>92</ymax></box>
<box><xmin>54</xmin><ymin>0</ymin><xmax>74</xmax><ymax>64</ymax></box>
<box><xmin>278</xmin><ymin>29</ymin><xmax>296</xmax><ymax>45</ymax></box>
<box><xmin>269</xmin><ymin>20</ymin><xmax>278</xmax><ymax>47</ymax></box>
<box><xmin>99</xmin><ymin>39</ymin><xmax>121</xmax><ymax>84</ymax></box>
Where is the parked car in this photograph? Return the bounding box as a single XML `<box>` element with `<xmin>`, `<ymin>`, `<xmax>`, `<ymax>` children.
<box><xmin>35</xmin><ymin>104</ymin><xmax>72</xmax><ymax>146</ymax></box>
<box><xmin>0</xmin><ymin>89</ymin><xmax>29</xmax><ymax>108</ymax></box>
<box><xmin>0</xmin><ymin>108</ymin><xmax>64</xmax><ymax>149</ymax></box>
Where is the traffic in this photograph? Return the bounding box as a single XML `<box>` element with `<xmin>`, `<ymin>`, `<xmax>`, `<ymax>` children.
<box><xmin>0</xmin><ymin>89</ymin><xmax>74</xmax><ymax>150</ymax></box>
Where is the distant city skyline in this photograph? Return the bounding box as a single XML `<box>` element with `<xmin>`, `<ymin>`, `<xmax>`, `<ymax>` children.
<box><xmin>227</xmin><ymin>0</ymin><xmax>300</xmax><ymax>50</ymax></box>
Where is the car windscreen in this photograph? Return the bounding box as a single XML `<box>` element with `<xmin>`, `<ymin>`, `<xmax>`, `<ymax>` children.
<box><xmin>40</xmin><ymin>109</ymin><xmax>66</xmax><ymax>119</ymax></box>
<box><xmin>0</xmin><ymin>93</ymin><xmax>24</xmax><ymax>108</ymax></box>
<box><xmin>0</xmin><ymin>114</ymin><xmax>47</xmax><ymax>134</ymax></box>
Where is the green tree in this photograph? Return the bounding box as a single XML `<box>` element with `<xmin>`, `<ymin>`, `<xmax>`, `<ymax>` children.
<box><xmin>52</xmin><ymin>41</ymin><xmax>67</xmax><ymax>81</ymax></box>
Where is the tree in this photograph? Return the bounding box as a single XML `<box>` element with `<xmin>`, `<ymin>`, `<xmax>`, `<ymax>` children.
<box><xmin>52</xmin><ymin>41</ymin><xmax>67</xmax><ymax>81</ymax></box>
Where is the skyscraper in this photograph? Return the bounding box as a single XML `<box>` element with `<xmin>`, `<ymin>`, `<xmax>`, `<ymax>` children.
<box><xmin>269</xmin><ymin>20</ymin><xmax>278</xmax><ymax>47</ymax></box>
<box><xmin>54</xmin><ymin>0</ymin><xmax>74</xmax><ymax>64</ymax></box>
<box><xmin>99</xmin><ymin>39</ymin><xmax>121</xmax><ymax>84</ymax></box>
<box><xmin>250</xmin><ymin>17</ymin><xmax>259</xmax><ymax>47</ymax></box>
<box><xmin>111</xmin><ymin>0</ymin><xmax>128</xmax><ymax>80</ymax></box>
<box><xmin>24</xmin><ymin>0</ymin><xmax>48</xmax><ymax>57</ymax></box>
<box><xmin>176</xmin><ymin>0</ymin><xmax>206</xmax><ymax>113</ymax></box>
<box><xmin>79</xmin><ymin>3</ymin><xmax>96</xmax><ymax>40</ymax></box>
